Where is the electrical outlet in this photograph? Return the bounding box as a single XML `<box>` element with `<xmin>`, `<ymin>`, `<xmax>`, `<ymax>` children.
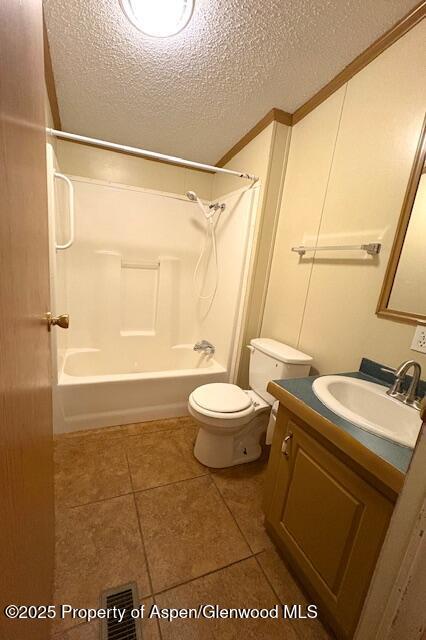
<box><xmin>411</xmin><ymin>325</ymin><xmax>426</xmax><ymax>354</ymax></box>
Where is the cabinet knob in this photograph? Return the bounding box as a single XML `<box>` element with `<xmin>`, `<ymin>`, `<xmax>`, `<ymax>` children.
<box><xmin>281</xmin><ymin>432</ymin><xmax>293</xmax><ymax>457</ymax></box>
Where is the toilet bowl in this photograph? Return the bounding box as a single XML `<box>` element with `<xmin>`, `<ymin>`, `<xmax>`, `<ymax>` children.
<box><xmin>189</xmin><ymin>385</ymin><xmax>270</xmax><ymax>468</ymax></box>
<box><xmin>188</xmin><ymin>339</ymin><xmax>312</xmax><ymax>468</ymax></box>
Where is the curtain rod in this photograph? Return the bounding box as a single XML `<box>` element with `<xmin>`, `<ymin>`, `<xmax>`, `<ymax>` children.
<box><xmin>46</xmin><ymin>129</ymin><xmax>258</xmax><ymax>181</ymax></box>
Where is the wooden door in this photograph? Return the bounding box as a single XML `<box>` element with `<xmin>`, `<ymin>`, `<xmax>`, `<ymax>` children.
<box><xmin>267</xmin><ymin>419</ymin><xmax>394</xmax><ymax>639</ymax></box>
<box><xmin>0</xmin><ymin>1</ymin><xmax>54</xmax><ymax>639</ymax></box>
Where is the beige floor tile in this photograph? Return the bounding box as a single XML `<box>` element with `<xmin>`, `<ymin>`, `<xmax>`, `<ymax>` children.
<box><xmin>126</xmin><ymin>425</ymin><xmax>206</xmax><ymax>491</ymax></box>
<box><xmin>212</xmin><ymin>459</ymin><xmax>273</xmax><ymax>553</ymax></box>
<box><xmin>55</xmin><ymin>436</ymin><xmax>132</xmax><ymax>508</ymax></box>
<box><xmin>257</xmin><ymin>548</ymin><xmax>334</xmax><ymax>639</ymax></box>
<box><xmin>53</xmin><ymin>495</ymin><xmax>151</xmax><ymax>633</ymax></box>
<box><xmin>156</xmin><ymin>557</ymin><xmax>298</xmax><ymax>639</ymax></box>
<box><xmin>122</xmin><ymin>415</ymin><xmax>196</xmax><ymax>437</ymax></box>
<box><xmin>136</xmin><ymin>476</ymin><xmax>251</xmax><ymax>592</ymax></box>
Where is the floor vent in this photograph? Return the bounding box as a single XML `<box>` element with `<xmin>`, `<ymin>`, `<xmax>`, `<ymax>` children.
<box><xmin>100</xmin><ymin>583</ymin><xmax>141</xmax><ymax>640</ymax></box>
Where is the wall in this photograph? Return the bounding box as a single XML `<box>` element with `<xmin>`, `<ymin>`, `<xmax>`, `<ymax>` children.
<box><xmin>57</xmin><ymin>140</ymin><xmax>213</xmax><ymax>200</ymax></box>
<box><xmin>262</xmin><ymin>20</ymin><xmax>426</xmax><ymax>374</ymax></box>
<box><xmin>213</xmin><ymin>121</ymin><xmax>292</xmax><ymax>386</ymax></box>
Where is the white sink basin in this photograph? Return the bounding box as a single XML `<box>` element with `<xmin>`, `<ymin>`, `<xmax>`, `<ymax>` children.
<box><xmin>312</xmin><ymin>375</ymin><xmax>422</xmax><ymax>448</ymax></box>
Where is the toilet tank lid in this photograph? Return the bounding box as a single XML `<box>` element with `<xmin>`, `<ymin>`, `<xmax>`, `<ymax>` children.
<box><xmin>250</xmin><ymin>339</ymin><xmax>312</xmax><ymax>364</ymax></box>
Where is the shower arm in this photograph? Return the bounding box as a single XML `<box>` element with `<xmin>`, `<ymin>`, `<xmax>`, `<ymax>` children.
<box><xmin>46</xmin><ymin>129</ymin><xmax>259</xmax><ymax>183</ymax></box>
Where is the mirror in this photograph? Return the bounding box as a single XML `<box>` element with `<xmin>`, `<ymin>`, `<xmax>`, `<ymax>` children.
<box><xmin>377</xmin><ymin>116</ymin><xmax>426</xmax><ymax>324</ymax></box>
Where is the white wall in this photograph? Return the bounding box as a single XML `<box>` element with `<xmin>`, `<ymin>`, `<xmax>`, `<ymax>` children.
<box><xmin>57</xmin><ymin>140</ymin><xmax>213</xmax><ymax>200</ymax></box>
<box><xmin>262</xmin><ymin>21</ymin><xmax>426</xmax><ymax>374</ymax></box>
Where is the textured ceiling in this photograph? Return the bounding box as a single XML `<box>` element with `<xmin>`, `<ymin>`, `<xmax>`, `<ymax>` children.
<box><xmin>44</xmin><ymin>0</ymin><xmax>417</xmax><ymax>164</ymax></box>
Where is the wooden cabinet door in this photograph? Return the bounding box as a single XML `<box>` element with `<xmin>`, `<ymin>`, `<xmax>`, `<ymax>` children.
<box><xmin>268</xmin><ymin>420</ymin><xmax>393</xmax><ymax>639</ymax></box>
<box><xmin>0</xmin><ymin>1</ymin><xmax>54</xmax><ymax>639</ymax></box>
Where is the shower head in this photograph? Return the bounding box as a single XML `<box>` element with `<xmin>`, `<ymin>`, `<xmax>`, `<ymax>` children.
<box><xmin>186</xmin><ymin>189</ymin><xmax>217</xmax><ymax>220</ymax></box>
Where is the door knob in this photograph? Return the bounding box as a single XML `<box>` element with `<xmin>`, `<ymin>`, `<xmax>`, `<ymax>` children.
<box><xmin>46</xmin><ymin>312</ymin><xmax>69</xmax><ymax>331</ymax></box>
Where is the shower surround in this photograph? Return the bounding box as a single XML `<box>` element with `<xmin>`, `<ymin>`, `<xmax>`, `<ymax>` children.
<box><xmin>49</xmin><ymin>167</ymin><xmax>258</xmax><ymax>432</ymax></box>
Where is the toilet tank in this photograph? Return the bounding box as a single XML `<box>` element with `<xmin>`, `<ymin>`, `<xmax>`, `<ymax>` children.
<box><xmin>249</xmin><ymin>338</ymin><xmax>312</xmax><ymax>405</ymax></box>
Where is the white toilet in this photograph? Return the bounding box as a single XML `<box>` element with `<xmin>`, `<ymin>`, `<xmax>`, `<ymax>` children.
<box><xmin>188</xmin><ymin>338</ymin><xmax>312</xmax><ymax>468</ymax></box>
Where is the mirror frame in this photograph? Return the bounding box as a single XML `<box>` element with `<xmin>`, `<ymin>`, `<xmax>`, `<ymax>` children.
<box><xmin>376</xmin><ymin>115</ymin><xmax>426</xmax><ymax>325</ymax></box>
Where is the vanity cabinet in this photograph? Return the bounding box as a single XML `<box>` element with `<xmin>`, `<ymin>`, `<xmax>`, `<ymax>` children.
<box><xmin>264</xmin><ymin>405</ymin><xmax>395</xmax><ymax>639</ymax></box>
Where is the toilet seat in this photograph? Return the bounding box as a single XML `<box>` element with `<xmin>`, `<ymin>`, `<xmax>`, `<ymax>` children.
<box><xmin>188</xmin><ymin>384</ymin><xmax>269</xmax><ymax>432</ymax></box>
<box><xmin>192</xmin><ymin>383</ymin><xmax>252</xmax><ymax>414</ymax></box>
<box><xmin>189</xmin><ymin>393</ymin><xmax>255</xmax><ymax>423</ymax></box>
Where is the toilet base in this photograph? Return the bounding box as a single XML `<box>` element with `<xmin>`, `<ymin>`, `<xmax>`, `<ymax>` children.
<box><xmin>193</xmin><ymin>413</ymin><xmax>269</xmax><ymax>468</ymax></box>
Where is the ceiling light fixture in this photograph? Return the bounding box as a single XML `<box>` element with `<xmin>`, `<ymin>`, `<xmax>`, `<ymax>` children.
<box><xmin>120</xmin><ymin>0</ymin><xmax>194</xmax><ymax>38</ymax></box>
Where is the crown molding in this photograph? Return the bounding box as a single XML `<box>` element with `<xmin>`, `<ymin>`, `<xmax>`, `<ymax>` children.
<box><xmin>216</xmin><ymin>108</ymin><xmax>292</xmax><ymax>168</ymax></box>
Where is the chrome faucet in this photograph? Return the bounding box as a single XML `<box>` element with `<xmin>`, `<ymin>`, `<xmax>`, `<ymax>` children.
<box><xmin>387</xmin><ymin>360</ymin><xmax>422</xmax><ymax>410</ymax></box>
<box><xmin>193</xmin><ymin>340</ymin><xmax>215</xmax><ymax>356</ymax></box>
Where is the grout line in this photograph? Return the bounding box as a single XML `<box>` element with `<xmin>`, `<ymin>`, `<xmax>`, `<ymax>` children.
<box><xmin>253</xmin><ymin>552</ymin><xmax>334</xmax><ymax>639</ymax></box>
<box><xmin>152</xmin><ymin>555</ymin><xmax>255</xmax><ymax>598</ymax></box>
<box><xmin>253</xmin><ymin>551</ymin><xmax>282</xmax><ymax>601</ymax></box>
<box><xmin>209</xmin><ymin>457</ymin><xmax>271</xmax><ymax>553</ymax></box>
<box><xmin>209</xmin><ymin>472</ymin><xmax>255</xmax><ymax>554</ymax></box>
<box><xmin>124</xmin><ymin>429</ymin><xmax>182</xmax><ymax>439</ymax></box>
<box><xmin>123</xmin><ymin>447</ymin><xmax>163</xmax><ymax>640</ymax></box>
<box><xmin>122</xmin><ymin>424</ymin><xmax>190</xmax><ymax>440</ymax></box>
<box><xmin>51</xmin><ymin>619</ymin><xmax>88</xmax><ymax>637</ymax></box>
<box><xmin>132</xmin><ymin>470</ymin><xmax>210</xmax><ymax>496</ymax></box>
<box><xmin>54</xmin><ymin>431</ymin><xmax>124</xmax><ymax>442</ymax></box>
<box><xmin>253</xmin><ymin>554</ymin><xmax>307</xmax><ymax>640</ymax></box>
<box><xmin>67</xmin><ymin>490</ymin><xmax>135</xmax><ymax>510</ymax></box>
<box><xmin>55</xmin><ymin>417</ymin><xmax>193</xmax><ymax>443</ymax></box>
<box><xmin>124</xmin><ymin>448</ymin><xmax>154</xmax><ymax>592</ymax></box>
<box><xmin>119</xmin><ymin>417</ymin><xmax>194</xmax><ymax>434</ymax></box>
<box><xmin>133</xmin><ymin>490</ymin><xmax>163</xmax><ymax>640</ymax></box>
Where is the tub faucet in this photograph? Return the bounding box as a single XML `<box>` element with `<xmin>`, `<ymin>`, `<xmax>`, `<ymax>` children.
<box><xmin>194</xmin><ymin>340</ymin><xmax>215</xmax><ymax>356</ymax></box>
<box><xmin>387</xmin><ymin>360</ymin><xmax>422</xmax><ymax>410</ymax></box>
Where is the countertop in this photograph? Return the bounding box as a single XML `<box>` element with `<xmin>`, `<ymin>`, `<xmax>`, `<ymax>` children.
<box><xmin>274</xmin><ymin>358</ymin><xmax>426</xmax><ymax>474</ymax></box>
<box><xmin>271</xmin><ymin>367</ymin><xmax>415</xmax><ymax>475</ymax></box>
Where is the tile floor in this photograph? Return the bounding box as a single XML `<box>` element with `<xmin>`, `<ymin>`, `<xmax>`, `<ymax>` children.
<box><xmin>52</xmin><ymin>417</ymin><xmax>333</xmax><ymax>639</ymax></box>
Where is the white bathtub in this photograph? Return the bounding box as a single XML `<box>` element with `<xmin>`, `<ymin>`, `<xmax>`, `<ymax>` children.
<box><xmin>56</xmin><ymin>345</ymin><xmax>227</xmax><ymax>433</ymax></box>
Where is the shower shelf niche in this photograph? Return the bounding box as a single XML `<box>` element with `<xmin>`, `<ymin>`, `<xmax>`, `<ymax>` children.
<box><xmin>120</xmin><ymin>257</ymin><xmax>160</xmax><ymax>334</ymax></box>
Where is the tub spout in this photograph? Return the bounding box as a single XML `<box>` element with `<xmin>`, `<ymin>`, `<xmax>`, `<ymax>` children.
<box><xmin>193</xmin><ymin>340</ymin><xmax>215</xmax><ymax>356</ymax></box>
